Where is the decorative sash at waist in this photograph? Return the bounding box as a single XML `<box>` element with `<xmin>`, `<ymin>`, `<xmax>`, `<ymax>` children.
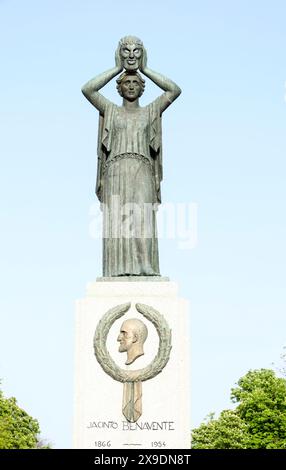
<box><xmin>103</xmin><ymin>153</ymin><xmax>152</xmax><ymax>173</ymax></box>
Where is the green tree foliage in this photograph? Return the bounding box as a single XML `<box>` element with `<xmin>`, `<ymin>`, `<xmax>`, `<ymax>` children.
<box><xmin>191</xmin><ymin>410</ymin><xmax>250</xmax><ymax>449</ymax></box>
<box><xmin>0</xmin><ymin>387</ymin><xmax>45</xmax><ymax>449</ymax></box>
<box><xmin>192</xmin><ymin>369</ymin><xmax>286</xmax><ymax>449</ymax></box>
<box><xmin>231</xmin><ymin>369</ymin><xmax>286</xmax><ymax>449</ymax></box>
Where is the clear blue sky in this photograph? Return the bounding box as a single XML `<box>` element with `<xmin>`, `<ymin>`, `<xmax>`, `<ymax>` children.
<box><xmin>0</xmin><ymin>0</ymin><xmax>286</xmax><ymax>448</ymax></box>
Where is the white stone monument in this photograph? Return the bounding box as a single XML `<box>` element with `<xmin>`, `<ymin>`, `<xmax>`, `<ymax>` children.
<box><xmin>73</xmin><ymin>278</ymin><xmax>190</xmax><ymax>449</ymax></box>
<box><xmin>76</xmin><ymin>35</ymin><xmax>190</xmax><ymax>449</ymax></box>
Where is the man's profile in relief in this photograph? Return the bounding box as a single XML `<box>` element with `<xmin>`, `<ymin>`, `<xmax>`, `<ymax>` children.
<box><xmin>117</xmin><ymin>318</ymin><xmax>148</xmax><ymax>365</ymax></box>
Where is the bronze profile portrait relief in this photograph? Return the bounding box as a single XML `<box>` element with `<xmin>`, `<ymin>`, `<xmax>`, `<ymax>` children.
<box><xmin>93</xmin><ymin>302</ymin><xmax>172</xmax><ymax>422</ymax></box>
<box><xmin>117</xmin><ymin>318</ymin><xmax>148</xmax><ymax>365</ymax></box>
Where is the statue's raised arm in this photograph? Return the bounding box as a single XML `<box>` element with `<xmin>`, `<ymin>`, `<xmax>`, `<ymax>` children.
<box><xmin>81</xmin><ymin>49</ymin><xmax>123</xmax><ymax>114</ymax></box>
<box><xmin>139</xmin><ymin>49</ymin><xmax>181</xmax><ymax>114</ymax></box>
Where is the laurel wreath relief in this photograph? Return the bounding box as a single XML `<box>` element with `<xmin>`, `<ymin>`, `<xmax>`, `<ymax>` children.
<box><xmin>93</xmin><ymin>302</ymin><xmax>172</xmax><ymax>383</ymax></box>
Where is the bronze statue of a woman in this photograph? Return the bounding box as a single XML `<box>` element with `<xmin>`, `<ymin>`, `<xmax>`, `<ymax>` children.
<box><xmin>82</xmin><ymin>36</ymin><xmax>181</xmax><ymax>277</ymax></box>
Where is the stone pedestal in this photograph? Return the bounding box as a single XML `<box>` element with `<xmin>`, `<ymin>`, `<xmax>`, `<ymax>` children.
<box><xmin>73</xmin><ymin>278</ymin><xmax>190</xmax><ymax>449</ymax></box>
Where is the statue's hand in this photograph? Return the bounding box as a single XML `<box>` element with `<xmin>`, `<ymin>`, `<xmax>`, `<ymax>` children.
<box><xmin>115</xmin><ymin>45</ymin><xmax>124</xmax><ymax>73</ymax></box>
<box><xmin>139</xmin><ymin>46</ymin><xmax>147</xmax><ymax>72</ymax></box>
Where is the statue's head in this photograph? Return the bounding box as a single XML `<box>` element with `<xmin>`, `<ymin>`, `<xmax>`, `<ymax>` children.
<box><xmin>117</xmin><ymin>318</ymin><xmax>148</xmax><ymax>365</ymax></box>
<box><xmin>117</xmin><ymin>35</ymin><xmax>144</xmax><ymax>72</ymax></box>
<box><xmin>116</xmin><ymin>71</ymin><xmax>145</xmax><ymax>100</ymax></box>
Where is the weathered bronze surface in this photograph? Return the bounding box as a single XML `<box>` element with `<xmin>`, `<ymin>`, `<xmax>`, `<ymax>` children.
<box><xmin>82</xmin><ymin>36</ymin><xmax>181</xmax><ymax>276</ymax></box>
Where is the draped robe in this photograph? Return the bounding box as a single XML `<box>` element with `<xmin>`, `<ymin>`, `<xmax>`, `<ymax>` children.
<box><xmin>96</xmin><ymin>99</ymin><xmax>163</xmax><ymax>276</ymax></box>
